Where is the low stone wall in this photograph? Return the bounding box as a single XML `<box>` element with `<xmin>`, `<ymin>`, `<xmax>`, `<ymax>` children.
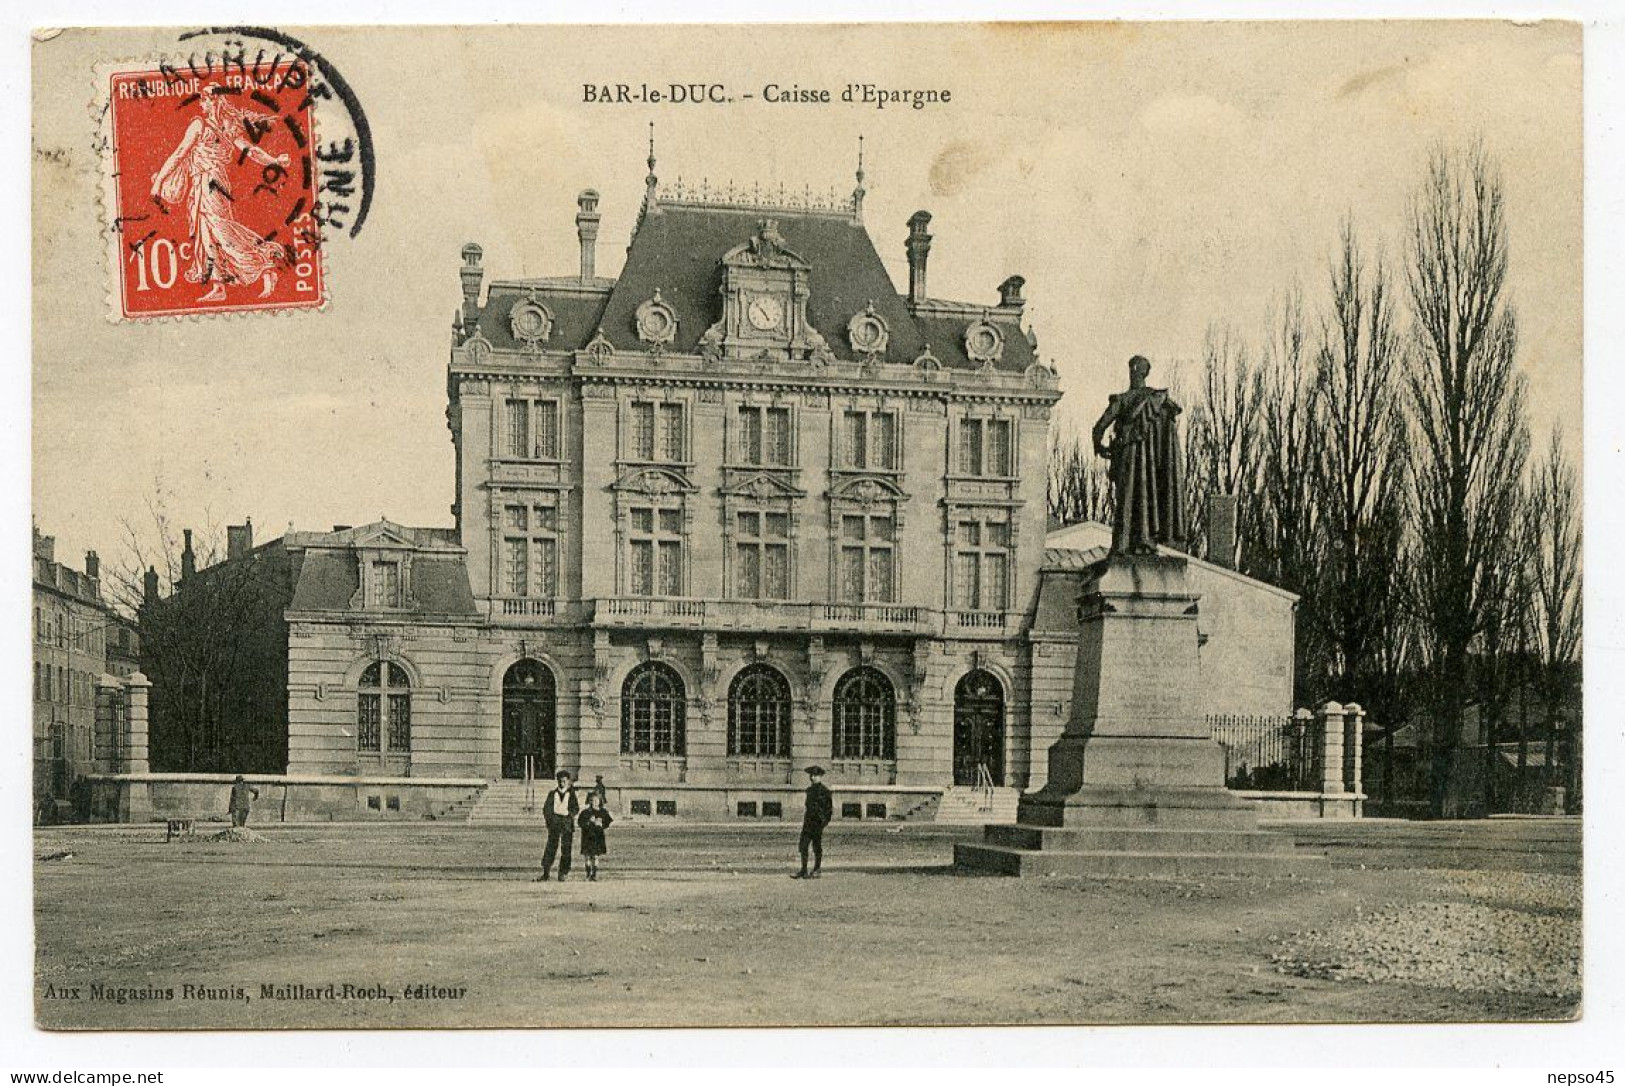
<box><xmin>82</xmin><ymin>773</ymin><xmax>486</xmax><ymax>824</ymax></box>
<box><xmin>1240</xmin><ymin>790</ymin><xmax>1365</xmax><ymax>821</ymax></box>
<box><xmin>596</xmin><ymin>784</ymin><xmax>939</xmax><ymax>823</ymax></box>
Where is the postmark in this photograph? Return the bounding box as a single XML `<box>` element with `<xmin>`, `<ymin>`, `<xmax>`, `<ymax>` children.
<box><xmin>102</xmin><ymin>64</ymin><xmax>325</xmax><ymax>320</ymax></box>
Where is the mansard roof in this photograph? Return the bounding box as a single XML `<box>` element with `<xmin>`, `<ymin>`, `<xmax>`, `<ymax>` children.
<box><xmin>285</xmin><ymin>520</ymin><xmax>477</xmax><ymax>616</ymax></box>
<box><xmin>462</xmin><ymin>200</ymin><xmax>1038</xmax><ymax>374</ymax></box>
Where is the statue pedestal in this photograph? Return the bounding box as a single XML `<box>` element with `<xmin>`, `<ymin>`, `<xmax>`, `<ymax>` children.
<box><xmin>956</xmin><ymin>554</ymin><xmax>1322</xmax><ymax>877</ymax></box>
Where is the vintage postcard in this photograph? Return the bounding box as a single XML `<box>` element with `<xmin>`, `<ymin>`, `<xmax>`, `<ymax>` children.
<box><xmin>29</xmin><ymin>21</ymin><xmax>1582</xmax><ymax>1031</ymax></box>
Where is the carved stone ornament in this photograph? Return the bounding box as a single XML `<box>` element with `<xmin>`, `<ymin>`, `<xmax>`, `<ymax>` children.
<box><xmin>636</xmin><ymin>289</ymin><xmax>679</xmax><ymax>346</ymax></box>
<box><xmin>847</xmin><ymin>301</ymin><xmax>890</xmax><ymax>357</ymax></box>
<box><xmin>463</xmin><ymin>331</ymin><xmax>494</xmax><ymax>366</ymax></box>
<box><xmin>509</xmin><ymin>294</ymin><xmax>554</xmax><ymax>350</ymax></box>
<box><xmin>1026</xmin><ymin>360</ymin><xmax>1058</xmax><ymax>388</ymax></box>
<box><xmin>964</xmin><ymin>316</ymin><xmax>1006</xmax><ymax>366</ymax></box>
<box><xmin>913</xmin><ymin>345</ymin><xmax>942</xmax><ymax>372</ymax></box>
<box><xmin>805</xmin><ymin>326</ymin><xmax>837</xmax><ymax>367</ymax></box>
<box><xmin>699</xmin><ymin>319</ymin><xmax>726</xmax><ymax>363</ymax></box>
<box><xmin>583</xmin><ymin>327</ymin><xmax>614</xmax><ymax>362</ymax></box>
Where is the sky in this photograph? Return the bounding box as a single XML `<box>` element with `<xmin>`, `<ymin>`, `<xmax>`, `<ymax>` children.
<box><xmin>31</xmin><ymin>21</ymin><xmax>1582</xmax><ymax>575</ymax></box>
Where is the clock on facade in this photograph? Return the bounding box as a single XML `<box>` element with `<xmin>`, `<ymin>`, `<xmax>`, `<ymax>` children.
<box><xmin>746</xmin><ymin>294</ymin><xmax>784</xmax><ymax>332</ymax></box>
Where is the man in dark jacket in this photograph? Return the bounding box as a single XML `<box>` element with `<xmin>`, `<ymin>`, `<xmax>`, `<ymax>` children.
<box><xmin>793</xmin><ymin>765</ymin><xmax>834</xmax><ymax>879</ymax></box>
<box><xmin>228</xmin><ymin>775</ymin><xmax>259</xmax><ymax>828</ymax></box>
<box><xmin>537</xmin><ymin>770</ymin><xmax>580</xmax><ymax>881</ymax></box>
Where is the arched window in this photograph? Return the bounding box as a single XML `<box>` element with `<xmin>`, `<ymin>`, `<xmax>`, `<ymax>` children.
<box><xmin>728</xmin><ymin>664</ymin><xmax>792</xmax><ymax>757</ymax></box>
<box><xmin>622</xmin><ymin>662</ymin><xmax>686</xmax><ymax>755</ymax></box>
<box><xmin>832</xmin><ymin>667</ymin><xmax>896</xmax><ymax>761</ymax></box>
<box><xmin>358</xmin><ymin>661</ymin><xmax>411</xmax><ymax>753</ymax></box>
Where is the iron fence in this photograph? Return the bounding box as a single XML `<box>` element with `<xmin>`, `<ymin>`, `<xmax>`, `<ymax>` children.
<box><xmin>1208</xmin><ymin>713</ymin><xmax>1321</xmax><ymax>791</ymax></box>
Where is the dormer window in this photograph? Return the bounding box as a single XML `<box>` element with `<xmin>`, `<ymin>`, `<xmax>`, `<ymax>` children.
<box><xmin>370</xmin><ymin>560</ymin><xmax>403</xmax><ymax>609</ymax></box>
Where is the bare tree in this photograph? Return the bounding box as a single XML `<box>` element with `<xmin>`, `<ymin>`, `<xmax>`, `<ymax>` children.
<box><xmin>1314</xmin><ymin>220</ymin><xmax>1412</xmax><ymax>721</ymax></box>
<box><xmin>1525</xmin><ymin>424</ymin><xmax>1582</xmax><ymax>806</ymax></box>
<box><xmin>112</xmin><ymin>492</ymin><xmax>290</xmax><ymax>774</ymax></box>
<box><xmin>1046</xmin><ymin>426</ymin><xmax>1111</xmax><ymax>529</ymax></box>
<box><xmin>1404</xmin><ymin>141</ymin><xmax>1531</xmax><ymax>816</ymax></box>
<box><xmin>1189</xmin><ymin>322</ymin><xmax>1263</xmax><ymax>567</ymax></box>
<box><xmin>1247</xmin><ymin>287</ymin><xmax>1329</xmax><ymax>701</ymax></box>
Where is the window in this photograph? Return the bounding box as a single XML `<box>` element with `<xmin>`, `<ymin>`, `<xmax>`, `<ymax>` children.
<box><xmin>501</xmin><ymin>502</ymin><xmax>559</xmax><ymax>597</ymax></box>
<box><xmin>629</xmin><ymin>505</ymin><xmax>683</xmax><ymax>596</ymax></box>
<box><xmin>959</xmin><ymin>417</ymin><xmax>1013</xmax><ymax>477</ymax></box>
<box><xmin>621</xmin><ymin>662</ymin><xmax>686</xmax><ymax>755</ymax></box>
<box><xmin>629</xmin><ymin>401</ymin><xmax>686</xmax><ymax>462</ymax></box>
<box><xmin>505</xmin><ymin>398</ymin><xmax>560</xmax><ymax>459</ymax></box>
<box><xmin>838</xmin><ymin>514</ymin><xmax>895</xmax><ymax>603</ymax></box>
<box><xmin>734</xmin><ymin>510</ymin><xmax>790</xmax><ymax>599</ymax></box>
<box><xmin>370</xmin><ymin>561</ymin><xmax>402</xmax><ymax>609</ymax></box>
<box><xmin>737</xmin><ymin>405</ymin><xmax>791</xmax><ymax>466</ymax></box>
<box><xmin>728</xmin><ymin>664</ymin><xmax>792</xmax><ymax>757</ymax></box>
<box><xmin>358</xmin><ymin>661</ymin><xmax>411</xmax><ymax>754</ymax></box>
<box><xmin>832</xmin><ymin>667</ymin><xmax>896</xmax><ymax>760</ymax></box>
<box><xmin>842</xmin><ymin>409</ymin><xmax>897</xmax><ymax>470</ymax></box>
<box><xmin>954</xmin><ymin>517</ymin><xmax>1012</xmax><ymax>610</ymax></box>
<box><xmin>33</xmin><ymin>661</ymin><xmax>41</xmax><ymax>701</ymax></box>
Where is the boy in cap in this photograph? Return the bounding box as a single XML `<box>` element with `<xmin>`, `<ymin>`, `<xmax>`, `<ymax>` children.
<box><xmin>228</xmin><ymin>775</ymin><xmax>259</xmax><ymax>828</ymax></box>
<box><xmin>793</xmin><ymin>765</ymin><xmax>834</xmax><ymax>879</ymax></box>
<box><xmin>537</xmin><ymin>770</ymin><xmax>580</xmax><ymax>881</ymax></box>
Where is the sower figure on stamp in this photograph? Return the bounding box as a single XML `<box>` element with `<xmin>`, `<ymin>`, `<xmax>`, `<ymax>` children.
<box><xmin>1091</xmin><ymin>355</ymin><xmax>1188</xmax><ymax>555</ymax></box>
<box><xmin>792</xmin><ymin>765</ymin><xmax>834</xmax><ymax>879</ymax></box>
<box><xmin>537</xmin><ymin>770</ymin><xmax>580</xmax><ymax>882</ymax></box>
<box><xmin>149</xmin><ymin>86</ymin><xmax>290</xmax><ymax>303</ymax></box>
<box><xmin>228</xmin><ymin>775</ymin><xmax>259</xmax><ymax>828</ymax></box>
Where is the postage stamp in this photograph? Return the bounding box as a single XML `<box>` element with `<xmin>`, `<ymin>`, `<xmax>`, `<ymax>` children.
<box><xmin>102</xmin><ymin>65</ymin><xmax>324</xmax><ymax>320</ymax></box>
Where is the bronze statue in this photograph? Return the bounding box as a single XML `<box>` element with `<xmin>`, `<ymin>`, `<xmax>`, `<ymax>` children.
<box><xmin>1092</xmin><ymin>355</ymin><xmax>1187</xmax><ymax>555</ymax></box>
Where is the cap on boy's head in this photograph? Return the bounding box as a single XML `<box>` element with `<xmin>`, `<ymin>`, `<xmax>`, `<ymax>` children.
<box><xmin>804</xmin><ymin>765</ymin><xmax>826</xmax><ymax>777</ymax></box>
<box><xmin>234</xmin><ymin>774</ymin><xmax>245</xmax><ymax>781</ymax></box>
<box><xmin>556</xmin><ymin>770</ymin><xmax>572</xmax><ymax>782</ymax></box>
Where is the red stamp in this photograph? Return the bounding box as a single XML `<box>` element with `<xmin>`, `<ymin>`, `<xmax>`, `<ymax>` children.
<box><xmin>105</xmin><ymin>67</ymin><xmax>324</xmax><ymax>319</ymax></box>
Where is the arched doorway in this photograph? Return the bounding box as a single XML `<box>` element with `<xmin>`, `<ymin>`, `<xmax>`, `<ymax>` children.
<box><xmin>953</xmin><ymin>669</ymin><xmax>1005</xmax><ymax>786</ymax></box>
<box><xmin>502</xmin><ymin>660</ymin><xmax>556</xmax><ymax>780</ymax></box>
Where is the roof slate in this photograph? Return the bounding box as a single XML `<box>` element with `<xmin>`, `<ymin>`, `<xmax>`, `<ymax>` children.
<box><xmin>549</xmin><ymin>203</ymin><xmax>1036</xmax><ymax>373</ymax></box>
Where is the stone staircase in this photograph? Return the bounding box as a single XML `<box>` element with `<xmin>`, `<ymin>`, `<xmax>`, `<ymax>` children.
<box><xmin>932</xmin><ymin>786</ymin><xmax>1022</xmax><ymax>825</ymax></box>
<box><xmin>426</xmin><ymin>788</ymin><xmax>485</xmax><ymax>822</ymax></box>
<box><xmin>466</xmin><ymin>779</ymin><xmax>550</xmax><ymax>825</ymax></box>
<box><xmin>955</xmin><ymin>787</ymin><xmax>1327</xmax><ymax>877</ymax></box>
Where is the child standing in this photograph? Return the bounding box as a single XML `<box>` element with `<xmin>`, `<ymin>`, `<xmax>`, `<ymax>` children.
<box><xmin>577</xmin><ymin>791</ymin><xmax>614</xmax><ymax>881</ymax></box>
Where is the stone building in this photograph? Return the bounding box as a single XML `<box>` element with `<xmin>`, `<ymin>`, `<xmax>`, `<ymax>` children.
<box><xmin>33</xmin><ymin>529</ymin><xmax>118</xmax><ymax>811</ymax></box>
<box><xmin>127</xmin><ymin>155</ymin><xmax>1298</xmax><ymax>821</ymax></box>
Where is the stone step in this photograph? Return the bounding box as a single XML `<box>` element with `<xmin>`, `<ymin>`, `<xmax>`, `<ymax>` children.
<box><xmin>1018</xmin><ymin>788</ymin><xmax>1263</xmax><ymax>830</ymax></box>
<box><xmin>983</xmin><ymin>824</ymin><xmax>1299</xmax><ymax>854</ymax></box>
<box><xmin>953</xmin><ymin>842</ymin><xmax>1327</xmax><ymax>878</ymax></box>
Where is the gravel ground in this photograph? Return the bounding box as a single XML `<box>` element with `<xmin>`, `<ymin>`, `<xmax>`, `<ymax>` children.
<box><xmin>1269</xmin><ymin>869</ymin><xmax>1581</xmax><ymax>1001</ymax></box>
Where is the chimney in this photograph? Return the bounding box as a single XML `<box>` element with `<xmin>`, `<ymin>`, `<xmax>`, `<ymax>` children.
<box><xmin>906</xmin><ymin>211</ymin><xmax>933</xmax><ymax>306</ymax></box>
<box><xmin>33</xmin><ymin>529</ymin><xmax>55</xmax><ymax>563</ymax></box>
<box><xmin>459</xmin><ymin>243</ymin><xmax>484</xmax><ymax>326</ymax></box>
<box><xmin>84</xmin><ymin>550</ymin><xmax>99</xmax><ymax>580</ymax></box>
<box><xmin>576</xmin><ymin>189</ymin><xmax>601</xmax><ymax>280</ymax></box>
<box><xmin>181</xmin><ymin>528</ymin><xmax>196</xmax><ymax>580</ymax></box>
<box><xmin>1205</xmin><ymin>493</ymin><xmax>1238</xmax><ymax>569</ymax></box>
<box><xmin>998</xmin><ymin>275</ymin><xmax>1026</xmax><ymax>310</ymax></box>
<box><xmin>227</xmin><ymin>519</ymin><xmax>253</xmax><ymax>561</ymax></box>
<box><xmin>143</xmin><ymin>565</ymin><xmax>160</xmax><ymax>606</ymax></box>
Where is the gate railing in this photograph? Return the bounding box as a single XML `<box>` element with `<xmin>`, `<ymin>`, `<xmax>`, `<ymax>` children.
<box><xmin>1208</xmin><ymin>713</ymin><xmax>1322</xmax><ymax>791</ymax></box>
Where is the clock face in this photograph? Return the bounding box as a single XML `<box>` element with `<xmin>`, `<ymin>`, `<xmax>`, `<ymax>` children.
<box><xmin>746</xmin><ymin>295</ymin><xmax>784</xmax><ymax>332</ymax></box>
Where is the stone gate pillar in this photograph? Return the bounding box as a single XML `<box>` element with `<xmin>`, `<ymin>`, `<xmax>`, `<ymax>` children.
<box><xmin>1319</xmin><ymin>701</ymin><xmax>1346</xmax><ymax>796</ymax></box>
<box><xmin>1345</xmin><ymin>702</ymin><xmax>1366</xmax><ymax>814</ymax></box>
<box><xmin>121</xmin><ymin>671</ymin><xmax>153</xmax><ymax>822</ymax></box>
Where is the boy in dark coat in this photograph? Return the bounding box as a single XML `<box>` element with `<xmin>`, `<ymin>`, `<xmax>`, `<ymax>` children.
<box><xmin>793</xmin><ymin>765</ymin><xmax>833</xmax><ymax>879</ymax></box>
<box><xmin>537</xmin><ymin>770</ymin><xmax>580</xmax><ymax>881</ymax></box>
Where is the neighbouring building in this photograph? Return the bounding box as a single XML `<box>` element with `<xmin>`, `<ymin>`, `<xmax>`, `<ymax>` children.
<box><xmin>129</xmin><ymin>151</ymin><xmax>1299</xmax><ymax>821</ymax></box>
<box><xmin>33</xmin><ymin>528</ymin><xmax>129</xmax><ymax>814</ymax></box>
